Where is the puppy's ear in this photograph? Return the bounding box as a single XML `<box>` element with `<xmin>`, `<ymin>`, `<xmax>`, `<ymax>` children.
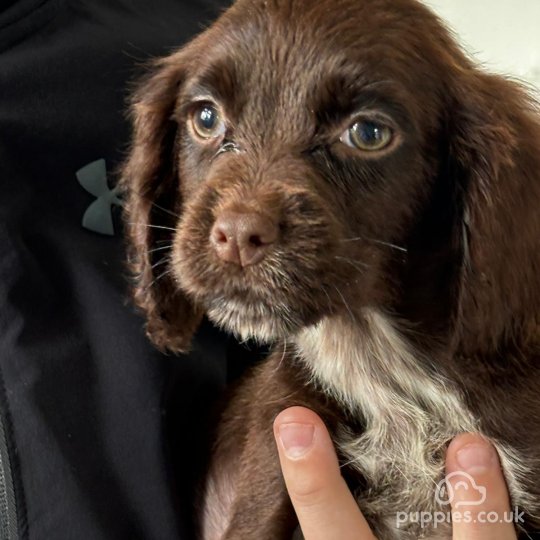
<box><xmin>448</xmin><ymin>72</ymin><xmax>540</xmax><ymax>354</ymax></box>
<box><xmin>121</xmin><ymin>50</ymin><xmax>203</xmax><ymax>354</ymax></box>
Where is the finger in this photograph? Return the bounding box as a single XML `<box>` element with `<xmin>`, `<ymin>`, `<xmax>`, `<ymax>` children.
<box><xmin>446</xmin><ymin>433</ymin><xmax>518</xmax><ymax>540</ymax></box>
<box><xmin>274</xmin><ymin>406</ymin><xmax>376</xmax><ymax>540</ymax></box>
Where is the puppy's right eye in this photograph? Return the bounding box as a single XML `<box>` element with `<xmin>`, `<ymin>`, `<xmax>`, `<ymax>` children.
<box><xmin>189</xmin><ymin>102</ymin><xmax>226</xmax><ymax>140</ymax></box>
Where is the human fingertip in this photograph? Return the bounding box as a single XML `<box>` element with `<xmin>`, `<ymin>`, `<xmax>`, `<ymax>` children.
<box><xmin>455</xmin><ymin>441</ymin><xmax>498</xmax><ymax>475</ymax></box>
<box><xmin>447</xmin><ymin>433</ymin><xmax>500</xmax><ymax>475</ymax></box>
<box><xmin>278</xmin><ymin>422</ymin><xmax>316</xmax><ymax>459</ymax></box>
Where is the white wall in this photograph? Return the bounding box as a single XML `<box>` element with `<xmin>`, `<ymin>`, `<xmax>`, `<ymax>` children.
<box><xmin>423</xmin><ymin>0</ymin><xmax>540</xmax><ymax>90</ymax></box>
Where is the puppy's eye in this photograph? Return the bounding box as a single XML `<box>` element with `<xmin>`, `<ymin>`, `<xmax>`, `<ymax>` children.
<box><xmin>341</xmin><ymin>120</ymin><xmax>393</xmax><ymax>151</ymax></box>
<box><xmin>190</xmin><ymin>102</ymin><xmax>226</xmax><ymax>140</ymax></box>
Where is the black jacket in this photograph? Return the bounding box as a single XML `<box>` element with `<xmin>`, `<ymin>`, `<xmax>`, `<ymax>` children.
<box><xmin>0</xmin><ymin>1</ymin><xmax>240</xmax><ymax>538</ymax></box>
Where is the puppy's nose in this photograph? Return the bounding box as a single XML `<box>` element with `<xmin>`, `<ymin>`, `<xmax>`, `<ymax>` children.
<box><xmin>210</xmin><ymin>211</ymin><xmax>277</xmax><ymax>267</ymax></box>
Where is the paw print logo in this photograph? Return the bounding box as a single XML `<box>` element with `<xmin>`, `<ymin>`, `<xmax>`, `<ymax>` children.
<box><xmin>435</xmin><ymin>471</ymin><xmax>487</xmax><ymax>508</ymax></box>
<box><xmin>76</xmin><ymin>159</ymin><xmax>123</xmax><ymax>236</ymax></box>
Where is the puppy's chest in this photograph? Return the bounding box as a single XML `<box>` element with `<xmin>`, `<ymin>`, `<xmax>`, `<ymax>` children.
<box><xmin>294</xmin><ymin>311</ymin><xmax>477</xmax><ymax>536</ymax></box>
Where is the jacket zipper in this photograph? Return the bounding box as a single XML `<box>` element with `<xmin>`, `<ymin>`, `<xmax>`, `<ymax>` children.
<box><xmin>0</xmin><ymin>408</ymin><xmax>19</xmax><ymax>540</ymax></box>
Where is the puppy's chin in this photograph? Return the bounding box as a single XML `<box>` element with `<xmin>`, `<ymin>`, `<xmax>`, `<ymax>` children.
<box><xmin>205</xmin><ymin>296</ymin><xmax>309</xmax><ymax>344</ymax></box>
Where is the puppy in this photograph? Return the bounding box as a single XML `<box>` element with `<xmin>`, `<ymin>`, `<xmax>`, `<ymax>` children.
<box><xmin>121</xmin><ymin>0</ymin><xmax>540</xmax><ymax>538</ymax></box>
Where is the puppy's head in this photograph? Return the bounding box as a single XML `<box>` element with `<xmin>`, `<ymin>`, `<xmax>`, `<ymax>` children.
<box><xmin>122</xmin><ymin>0</ymin><xmax>540</xmax><ymax>354</ymax></box>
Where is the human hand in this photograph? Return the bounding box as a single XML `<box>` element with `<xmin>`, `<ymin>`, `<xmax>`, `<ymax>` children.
<box><xmin>274</xmin><ymin>406</ymin><xmax>518</xmax><ymax>540</ymax></box>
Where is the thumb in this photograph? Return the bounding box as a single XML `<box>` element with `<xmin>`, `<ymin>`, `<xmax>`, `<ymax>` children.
<box><xmin>273</xmin><ymin>406</ymin><xmax>376</xmax><ymax>540</ymax></box>
<box><xmin>446</xmin><ymin>433</ymin><xmax>518</xmax><ymax>540</ymax></box>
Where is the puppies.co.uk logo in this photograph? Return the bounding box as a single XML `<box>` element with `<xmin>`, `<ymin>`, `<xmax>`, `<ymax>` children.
<box><xmin>395</xmin><ymin>471</ymin><xmax>524</xmax><ymax>530</ymax></box>
<box><xmin>434</xmin><ymin>471</ymin><xmax>487</xmax><ymax>508</ymax></box>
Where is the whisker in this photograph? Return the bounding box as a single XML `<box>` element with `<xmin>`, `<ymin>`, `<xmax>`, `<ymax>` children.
<box><xmin>150</xmin><ymin>201</ymin><xmax>181</xmax><ymax>219</ymax></box>
<box><xmin>123</xmin><ymin>186</ymin><xmax>181</xmax><ymax>220</ymax></box>
<box><xmin>273</xmin><ymin>338</ymin><xmax>288</xmax><ymax>373</ymax></box>
<box><xmin>333</xmin><ymin>285</ymin><xmax>356</xmax><ymax>324</ymax></box>
<box><xmin>341</xmin><ymin>236</ymin><xmax>365</xmax><ymax>243</ymax></box>
<box><xmin>128</xmin><ymin>223</ymin><xmax>177</xmax><ymax>232</ymax></box>
<box><xmin>145</xmin><ymin>268</ymin><xmax>173</xmax><ymax>291</ymax></box>
<box><xmin>151</xmin><ymin>257</ymin><xmax>170</xmax><ymax>270</ymax></box>
<box><xmin>341</xmin><ymin>235</ymin><xmax>408</xmax><ymax>253</ymax></box>
<box><xmin>367</xmin><ymin>238</ymin><xmax>407</xmax><ymax>253</ymax></box>
<box><xmin>321</xmin><ymin>285</ymin><xmax>334</xmax><ymax>315</ymax></box>
<box><xmin>147</xmin><ymin>245</ymin><xmax>173</xmax><ymax>255</ymax></box>
<box><xmin>334</xmin><ymin>255</ymin><xmax>370</xmax><ymax>274</ymax></box>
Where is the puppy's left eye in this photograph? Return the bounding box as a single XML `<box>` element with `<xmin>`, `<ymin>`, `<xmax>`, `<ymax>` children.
<box><xmin>341</xmin><ymin>119</ymin><xmax>393</xmax><ymax>152</ymax></box>
<box><xmin>189</xmin><ymin>102</ymin><xmax>226</xmax><ymax>140</ymax></box>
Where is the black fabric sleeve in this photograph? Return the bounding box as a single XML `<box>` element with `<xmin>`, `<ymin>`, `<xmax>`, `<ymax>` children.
<box><xmin>0</xmin><ymin>1</ymin><xmax>234</xmax><ymax>538</ymax></box>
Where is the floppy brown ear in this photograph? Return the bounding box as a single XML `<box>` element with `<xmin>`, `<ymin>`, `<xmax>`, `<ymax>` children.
<box><xmin>121</xmin><ymin>50</ymin><xmax>203</xmax><ymax>354</ymax></box>
<box><xmin>448</xmin><ymin>71</ymin><xmax>540</xmax><ymax>355</ymax></box>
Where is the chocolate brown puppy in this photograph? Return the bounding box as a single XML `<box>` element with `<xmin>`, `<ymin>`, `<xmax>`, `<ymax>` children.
<box><xmin>121</xmin><ymin>0</ymin><xmax>540</xmax><ymax>538</ymax></box>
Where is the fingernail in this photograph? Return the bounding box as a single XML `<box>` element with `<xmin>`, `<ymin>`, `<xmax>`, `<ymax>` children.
<box><xmin>456</xmin><ymin>442</ymin><xmax>497</xmax><ymax>475</ymax></box>
<box><xmin>278</xmin><ymin>423</ymin><xmax>315</xmax><ymax>459</ymax></box>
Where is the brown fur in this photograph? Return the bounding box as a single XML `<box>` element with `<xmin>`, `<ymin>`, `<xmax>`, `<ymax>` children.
<box><xmin>121</xmin><ymin>0</ymin><xmax>540</xmax><ymax>538</ymax></box>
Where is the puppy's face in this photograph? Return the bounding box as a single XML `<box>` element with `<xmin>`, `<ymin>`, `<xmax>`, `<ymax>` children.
<box><xmin>171</xmin><ymin>0</ymin><xmax>450</xmax><ymax>342</ymax></box>
<box><xmin>124</xmin><ymin>0</ymin><xmax>539</xmax><ymax>352</ymax></box>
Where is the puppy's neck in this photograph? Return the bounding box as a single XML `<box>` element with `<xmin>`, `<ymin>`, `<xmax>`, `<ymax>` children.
<box><xmin>293</xmin><ymin>309</ymin><xmax>471</xmax><ymax>431</ymax></box>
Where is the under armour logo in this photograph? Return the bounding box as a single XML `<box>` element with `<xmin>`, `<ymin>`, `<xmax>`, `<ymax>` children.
<box><xmin>76</xmin><ymin>159</ymin><xmax>123</xmax><ymax>236</ymax></box>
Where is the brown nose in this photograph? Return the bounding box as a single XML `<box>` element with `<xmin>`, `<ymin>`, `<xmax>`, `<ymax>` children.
<box><xmin>210</xmin><ymin>211</ymin><xmax>278</xmax><ymax>267</ymax></box>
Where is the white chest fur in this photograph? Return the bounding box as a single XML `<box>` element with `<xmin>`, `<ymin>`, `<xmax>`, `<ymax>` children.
<box><xmin>293</xmin><ymin>310</ymin><xmax>531</xmax><ymax>538</ymax></box>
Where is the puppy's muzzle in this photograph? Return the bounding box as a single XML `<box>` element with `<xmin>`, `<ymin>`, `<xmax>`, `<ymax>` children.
<box><xmin>210</xmin><ymin>210</ymin><xmax>278</xmax><ymax>267</ymax></box>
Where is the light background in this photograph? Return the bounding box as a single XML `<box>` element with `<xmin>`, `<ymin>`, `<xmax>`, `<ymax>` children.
<box><xmin>423</xmin><ymin>0</ymin><xmax>540</xmax><ymax>91</ymax></box>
